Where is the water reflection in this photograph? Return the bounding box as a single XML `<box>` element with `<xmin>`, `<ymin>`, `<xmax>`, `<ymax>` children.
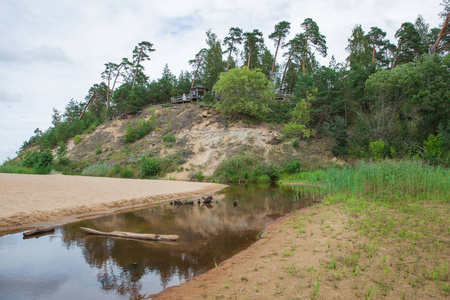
<box><xmin>0</xmin><ymin>184</ymin><xmax>316</xmax><ymax>299</ymax></box>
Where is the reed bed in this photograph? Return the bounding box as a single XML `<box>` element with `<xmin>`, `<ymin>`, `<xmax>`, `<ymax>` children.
<box><xmin>286</xmin><ymin>160</ymin><xmax>449</xmax><ymax>202</ymax></box>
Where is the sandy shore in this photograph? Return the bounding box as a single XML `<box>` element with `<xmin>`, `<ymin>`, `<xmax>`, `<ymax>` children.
<box><xmin>152</xmin><ymin>201</ymin><xmax>450</xmax><ymax>300</ymax></box>
<box><xmin>0</xmin><ymin>173</ymin><xmax>226</xmax><ymax>232</ymax></box>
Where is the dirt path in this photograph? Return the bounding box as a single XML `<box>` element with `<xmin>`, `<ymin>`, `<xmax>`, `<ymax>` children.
<box><xmin>0</xmin><ymin>173</ymin><xmax>226</xmax><ymax>232</ymax></box>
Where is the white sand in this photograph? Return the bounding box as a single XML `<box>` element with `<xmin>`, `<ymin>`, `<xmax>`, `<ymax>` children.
<box><xmin>0</xmin><ymin>173</ymin><xmax>226</xmax><ymax>231</ymax></box>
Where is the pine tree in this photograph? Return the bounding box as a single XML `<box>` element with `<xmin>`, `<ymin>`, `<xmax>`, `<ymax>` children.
<box><xmin>269</xmin><ymin>21</ymin><xmax>290</xmax><ymax>81</ymax></box>
<box><xmin>243</xmin><ymin>29</ymin><xmax>264</xmax><ymax>69</ymax></box>
<box><xmin>131</xmin><ymin>41</ymin><xmax>155</xmax><ymax>89</ymax></box>
<box><xmin>393</xmin><ymin>22</ymin><xmax>425</xmax><ymax>67</ymax></box>
<box><xmin>203</xmin><ymin>30</ymin><xmax>225</xmax><ymax>90</ymax></box>
<box><xmin>299</xmin><ymin>18</ymin><xmax>327</xmax><ymax>75</ymax></box>
<box><xmin>223</xmin><ymin>27</ymin><xmax>243</xmax><ymax>72</ymax></box>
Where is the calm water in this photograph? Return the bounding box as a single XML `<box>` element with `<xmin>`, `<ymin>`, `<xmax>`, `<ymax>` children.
<box><xmin>0</xmin><ymin>184</ymin><xmax>315</xmax><ymax>299</ymax></box>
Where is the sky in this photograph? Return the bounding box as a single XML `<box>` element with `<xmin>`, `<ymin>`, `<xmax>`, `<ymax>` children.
<box><xmin>0</xmin><ymin>0</ymin><xmax>444</xmax><ymax>164</ymax></box>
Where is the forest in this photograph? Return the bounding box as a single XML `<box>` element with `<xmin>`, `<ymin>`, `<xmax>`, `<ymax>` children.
<box><xmin>13</xmin><ymin>1</ymin><xmax>450</xmax><ymax>168</ymax></box>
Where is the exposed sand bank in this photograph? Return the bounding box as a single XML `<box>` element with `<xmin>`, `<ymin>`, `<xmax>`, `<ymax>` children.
<box><xmin>0</xmin><ymin>173</ymin><xmax>226</xmax><ymax>232</ymax></box>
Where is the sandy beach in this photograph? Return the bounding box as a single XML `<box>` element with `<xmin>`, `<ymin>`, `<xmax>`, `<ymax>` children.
<box><xmin>0</xmin><ymin>173</ymin><xmax>226</xmax><ymax>232</ymax></box>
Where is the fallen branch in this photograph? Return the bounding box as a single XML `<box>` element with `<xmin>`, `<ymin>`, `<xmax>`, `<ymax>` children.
<box><xmin>23</xmin><ymin>227</ymin><xmax>55</xmax><ymax>238</ymax></box>
<box><xmin>80</xmin><ymin>227</ymin><xmax>179</xmax><ymax>241</ymax></box>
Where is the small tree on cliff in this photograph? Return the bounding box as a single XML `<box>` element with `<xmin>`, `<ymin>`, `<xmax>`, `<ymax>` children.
<box><xmin>213</xmin><ymin>67</ymin><xmax>274</xmax><ymax>120</ymax></box>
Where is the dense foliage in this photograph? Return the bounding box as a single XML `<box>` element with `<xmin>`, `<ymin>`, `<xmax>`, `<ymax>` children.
<box><xmin>211</xmin><ymin>153</ymin><xmax>280</xmax><ymax>183</ymax></box>
<box><xmin>5</xmin><ymin>2</ymin><xmax>449</xmax><ymax>174</ymax></box>
<box><xmin>213</xmin><ymin>67</ymin><xmax>274</xmax><ymax>120</ymax></box>
<box><xmin>124</xmin><ymin>119</ymin><xmax>155</xmax><ymax>143</ymax></box>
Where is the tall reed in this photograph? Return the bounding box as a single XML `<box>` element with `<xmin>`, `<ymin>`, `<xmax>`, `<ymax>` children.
<box><xmin>321</xmin><ymin>160</ymin><xmax>449</xmax><ymax>202</ymax></box>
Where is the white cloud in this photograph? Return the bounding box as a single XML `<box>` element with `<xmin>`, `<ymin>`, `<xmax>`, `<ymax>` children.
<box><xmin>0</xmin><ymin>45</ymin><xmax>72</xmax><ymax>64</ymax></box>
<box><xmin>25</xmin><ymin>45</ymin><xmax>72</xmax><ymax>63</ymax></box>
<box><xmin>0</xmin><ymin>89</ymin><xmax>23</xmax><ymax>104</ymax></box>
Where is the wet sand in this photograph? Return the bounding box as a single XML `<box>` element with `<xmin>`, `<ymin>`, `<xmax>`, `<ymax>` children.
<box><xmin>0</xmin><ymin>173</ymin><xmax>226</xmax><ymax>231</ymax></box>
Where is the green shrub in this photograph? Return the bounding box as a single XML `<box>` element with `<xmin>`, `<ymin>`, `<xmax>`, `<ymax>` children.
<box><xmin>163</xmin><ymin>134</ymin><xmax>176</xmax><ymax>143</ymax></box>
<box><xmin>124</xmin><ymin>124</ymin><xmax>138</xmax><ymax>143</ymax></box>
<box><xmin>56</xmin><ymin>156</ymin><xmax>72</xmax><ymax>166</ymax></box>
<box><xmin>141</xmin><ymin>157</ymin><xmax>162</xmax><ymax>177</ymax></box>
<box><xmin>369</xmin><ymin>139</ymin><xmax>386</xmax><ymax>160</ymax></box>
<box><xmin>212</xmin><ymin>153</ymin><xmax>259</xmax><ymax>182</ymax></box>
<box><xmin>35</xmin><ymin>149</ymin><xmax>53</xmax><ymax>169</ymax></box>
<box><xmin>96</xmin><ymin>144</ymin><xmax>102</xmax><ymax>155</ymax></box>
<box><xmin>81</xmin><ymin>164</ymin><xmax>113</xmax><ymax>177</ymax></box>
<box><xmin>212</xmin><ymin>153</ymin><xmax>280</xmax><ymax>183</ymax></box>
<box><xmin>120</xmin><ymin>168</ymin><xmax>133</xmax><ymax>178</ymax></box>
<box><xmin>74</xmin><ymin>135</ymin><xmax>82</xmax><ymax>145</ymax></box>
<box><xmin>124</xmin><ymin>119</ymin><xmax>154</xmax><ymax>143</ymax></box>
<box><xmin>34</xmin><ymin>166</ymin><xmax>52</xmax><ymax>174</ymax></box>
<box><xmin>57</xmin><ymin>141</ymin><xmax>67</xmax><ymax>157</ymax></box>
<box><xmin>113</xmin><ymin>164</ymin><xmax>122</xmax><ymax>174</ymax></box>
<box><xmin>83</xmin><ymin>121</ymin><xmax>100</xmax><ymax>134</ymax></box>
<box><xmin>22</xmin><ymin>149</ymin><xmax>53</xmax><ymax>174</ymax></box>
<box><xmin>201</xmin><ymin>92</ymin><xmax>215</xmax><ymax>103</ymax></box>
<box><xmin>195</xmin><ymin>171</ymin><xmax>205</xmax><ymax>181</ymax></box>
<box><xmin>22</xmin><ymin>150</ymin><xmax>40</xmax><ymax>168</ymax></box>
<box><xmin>257</xmin><ymin>174</ymin><xmax>271</xmax><ymax>183</ymax></box>
<box><xmin>258</xmin><ymin>163</ymin><xmax>280</xmax><ymax>183</ymax></box>
<box><xmin>423</xmin><ymin>133</ymin><xmax>444</xmax><ymax>165</ymax></box>
<box><xmin>283</xmin><ymin>160</ymin><xmax>302</xmax><ymax>174</ymax></box>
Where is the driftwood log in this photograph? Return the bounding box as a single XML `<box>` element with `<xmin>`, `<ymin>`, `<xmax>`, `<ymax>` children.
<box><xmin>80</xmin><ymin>227</ymin><xmax>179</xmax><ymax>241</ymax></box>
<box><xmin>23</xmin><ymin>227</ymin><xmax>55</xmax><ymax>237</ymax></box>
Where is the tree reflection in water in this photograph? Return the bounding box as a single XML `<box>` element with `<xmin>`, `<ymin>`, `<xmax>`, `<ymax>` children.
<box><xmin>58</xmin><ymin>184</ymin><xmax>316</xmax><ymax>299</ymax></box>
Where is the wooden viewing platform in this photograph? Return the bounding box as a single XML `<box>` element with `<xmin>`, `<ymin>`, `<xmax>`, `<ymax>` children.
<box><xmin>143</xmin><ymin>88</ymin><xmax>294</xmax><ymax>111</ymax></box>
<box><xmin>275</xmin><ymin>92</ymin><xmax>294</xmax><ymax>100</ymax></box>
<box><xmin>170</xmin><ymin>90</ymin><xmax>294</xmax><ymax>103</ymax></box>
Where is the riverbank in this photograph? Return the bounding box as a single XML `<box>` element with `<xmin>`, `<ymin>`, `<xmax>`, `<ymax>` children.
<box><xmin>153</xmin><ymin>195</ymin><xmax>450</xmax><ymax>299</ymax></box>
<box><xmin>0</xmin><ymin>173</ymin><xmax>226</xmax><ymax>232</ymax></box>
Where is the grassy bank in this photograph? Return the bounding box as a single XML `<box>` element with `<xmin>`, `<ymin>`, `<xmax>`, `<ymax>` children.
<box><xmin>283</xmin><ymin>159</ymin><xmax>449</xmax><ymax>202</ymax></box>
<box><xmin>281</xmin><ymin>160</ymin><xmax>449</xmax><ymax>298</ymax></box>
<box><xmin>156</xmin><ymin>161</ymin><xmax>449</xmax><ymax>299</ymax></box>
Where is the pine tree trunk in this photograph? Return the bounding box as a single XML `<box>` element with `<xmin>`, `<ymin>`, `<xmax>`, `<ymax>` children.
<box><xmin>302</xmin><ymin>38</ymin><xmax>308</xmax><ymax>75</ymax></box>
<box><xmin>132</xmin><ymin>52</ymin><xmax>142</xmax><ymax>89</ymax></box>
<box><xmin>104</xmin><ymin>75</ymin><xmax>111</xmax><ymax>121</ymax></box>
<box><xmin>270</xmin><ymin>38</ymin><xmax>281</xmax><ymax>81</ymax></box>
<box><xmin>226</xmin><ymin>43</ymin><xmax>233</xmax><ymax>72</ymax></box>
<box><xmin>105</xmin><ymin>65</ymin><xmax>123</xmax><ymax>121</ymax></box>
<box><xmin>430</xmin><ymin>13</ymin><xmax>450</xmax><ymax>54</ymax></box>
<box><xmin>391</xmin><ymin>54</ymin><xmax>399</xmax><ymax>69</ymax></box>
<box><xmin>191</xmin><ymin>56</ymin><xmax>203</xmax><ymax>88</ymax></box>
<box><xmin>372</xmin><ymin>45</ymin><xmax>376</xmax><ymax>63</ymax></box>
<box><xmin>279</xmin><ymin>54</ymin><xmax>291</xmax><ymax>92</ymax></box>
<box><xmin>247</xmin><ymin>46</ymin><xmax>252</xmax><ymax>68</ymax></box>
<box><xmin>79</xmin><ymin>92</ymin><xmax>96</xmax><ymax>120</ymax></box>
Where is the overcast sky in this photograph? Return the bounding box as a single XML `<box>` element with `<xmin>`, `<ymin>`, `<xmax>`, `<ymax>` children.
<box><xmin>0</xmin><ymin>0</ymin><xmax>444</xmax><ymax>163</ymax></box>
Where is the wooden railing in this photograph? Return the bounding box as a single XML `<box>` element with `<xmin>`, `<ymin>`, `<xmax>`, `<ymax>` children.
<box><xmin>275</xmin><ymin>92</ymin><xmax>294</xmax><ymax>100</ymax></box>
<box><xmin>141</xmin><ymin>91</ymin><xmax>293</xmax><ymax>111</ymax></box>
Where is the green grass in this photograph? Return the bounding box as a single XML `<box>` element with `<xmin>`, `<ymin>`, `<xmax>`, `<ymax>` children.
<box><xmin>81</xmin><ymin>164</ymin><xmax>114</xmax><ymax>177</ymax></box>
<box><xmin>0</xmin><ymin>163</ymin><xmax>35</xmax><ymax>174</ymax></box>
<box><xmin>283</xmin><ymin>160</ymin><xmax>449</xmax><ymax>202</ymax></box>
<box><xmin>124</xmin><ymin>119</ymin><xmax>155</xmax><ymax>143</ymax></box>
<box><xmin>321</xmin><ymin>160</ymin><xmax>449</xmax><ymax>202</ymax></box>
